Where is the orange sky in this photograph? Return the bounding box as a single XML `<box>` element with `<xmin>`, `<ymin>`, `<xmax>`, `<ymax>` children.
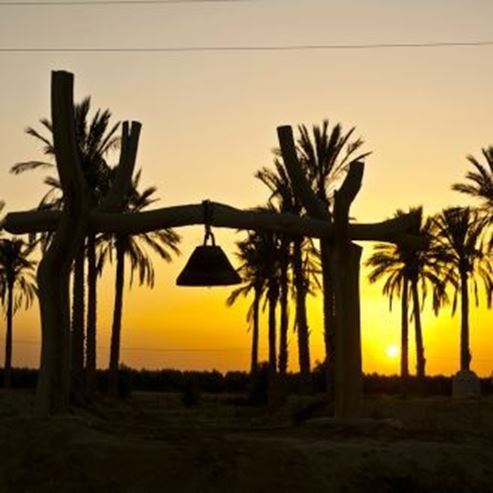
<box><xmin>0</xmin><ymin>0</ymin><xmax>492</xmax><ymax>376</ymax></box>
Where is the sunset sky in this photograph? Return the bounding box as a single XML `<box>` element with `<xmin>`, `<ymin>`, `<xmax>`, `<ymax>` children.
<box><xmin>0</xmin><ymin>0</ymin><xmax>492</xmax><ymax>376</ymax></box>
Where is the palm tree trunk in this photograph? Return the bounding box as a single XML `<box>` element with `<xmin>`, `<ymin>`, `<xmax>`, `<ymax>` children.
<box><xmin>293</xmin><ymin>237</ymin><xmax>311</xmax><ymax>393</ymax></box>
<box><xmin>36</xmin><ymin>230</ymin><xmax>73</xmax><ymax>416</ymax></box>
<box><xmin>4</xmin><ymin>280</ymin><xmax>14</xmax><ymax>388</ymax></box>
<box><xmin>411</xmin><ymin>279</ymin><xmax>426</xmax><ymax>378</ymax></box>
<box><xmin>108</xmin><ymin>237</ymin><xmax>125</xmax><ymax>397</ymax></box>
<box><xmin>278</xmin><ymin>239</ymin><xmax>289</xmax><ymax>376</ymax></box>
<box><xmin>71</xmin><ymin>244</ymin><xmax>85</xmax><ymax>401</ymax></box>
<box><xmin>250</xmin><ymin>288</ymin><xmax>260</xmax><ymax>374</ymax></box>
<box><xmin>33</xmin><ymin>72</ymin><xmax>85</xmax><ymax>416</ymax></box>
<box><xmin>320</xmin><ymin>240</ymin><xmax>336</xmax><ymax>399</ymax></box>
<box><xmin>267</xmin><ymin>283</ymin><xmax>282</xmax><ymax>408</ymax></box>
<box><xmin>268</xmin><ymin>287</ymin><xmax>277</xmax><ymax>376</ymax></box>
<box><xmin>460</xmin><ymin>269</ymin><xmax>471</xmax><ymax>371</ymax></box>
<box><xmin>400</xmin><ymin>277</ymin><xmax>409</xmax><ymax>379</ymax></box>
<box><xmin>85</xmin><ymin>233</ymin><xmax>97</xmax><ymax>399</ymax></box>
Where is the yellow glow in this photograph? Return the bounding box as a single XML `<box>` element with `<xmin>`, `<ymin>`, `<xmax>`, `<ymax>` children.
<box><xmin>386</xmin><ymin>345</ymin><xmax>400</xmax><ymax>359</ymax></box>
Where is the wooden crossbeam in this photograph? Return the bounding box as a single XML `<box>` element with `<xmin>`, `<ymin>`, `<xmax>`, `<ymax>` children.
<box><xmin>3</xmin><ymin>202</ymin><xmax>425</xmax><ymax>247</ymax></box>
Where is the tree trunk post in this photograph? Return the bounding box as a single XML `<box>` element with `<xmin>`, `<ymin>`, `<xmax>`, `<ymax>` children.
<box><xmin>250</xmin><ymin>289</ymin><xmax>260</xmax><ymax>375</ymax></box>
<box><xmin>267</xmin><ymin>284</ymin><xmax>282</xmax><ymax>408</ymax></box>
<box><xmin>293</xmin><ymin>236</ymin><xmax>311</xmax><ymax>393</ymax></box>
<box><xmin>400</xmin><ymin>277</ymin><xmax>409</xmax><ymax>380</ymax></box>
<box><xmin>71</xmin><ymin>243</ymin><xmax>85</xmax><ymax>402</ymax></box>
<box><xmin>33</xmin><ymin>72</ymin><xmax>142</xmax><ymax>415</ymax></box>
<box><xmin>320</xmin><ymin>240</ymin><xmax>336</xmax><ymax>400</ymax></box>
<box><xmin>85</xmin><ymin>232</ymin><xmax>97</xmax><ymax>399</ymax></box>
<box><xmin>277</xmin><ymin>125</ymin><xmax>365</xmax><ymax>417</ymax></box>
<box><xmin>330</xmin><ymin>163</ymin><xmax>364</xmax><ymax>418</ymax></box>
<box><xmin>4</xmin><ymin>280</ymin><xmax>14</xmax><ymax>388</ymax></box>
<box><xmin>411</xmin><ymin>279</ymin><xmax>426</xmax><ymax>378</ymax></box>
<box><xmin>331</xmin><ymin>241</ymin><xmax>363</xmax><ymax>417</ymax></box>
<box><xmin>278</xmin><ymin>238</ymin><xmax>289</xmax><ymax>376</ymax></box>
<box><xmin>108</xmin><ymin>237</ymin><xmax>125</xmax><ymax>398</ymax></box>
<box><xmin>460</xmin><ymin>270</ymin><xmax>470</xmax><ymax>371</ymax></box>
<box><xmin>35</xmin><ymin>71</ymin><xmax>91</xmax><ymax>416</ymax></box>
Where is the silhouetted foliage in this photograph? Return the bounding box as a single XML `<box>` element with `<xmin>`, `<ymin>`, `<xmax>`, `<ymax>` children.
<box><xmin>13</xmin><ymin>97</ymin><xmax>121</xmax><ymax>400</ymax></box>
<box><xmin>452</xmin><ymin>147</ymin><xmax>493</xmax><ymax>222</ymax></box>
<box><xmin>366</xmin><ymin>207</ymin><xmax>448</xmax><ymax>379</ymax></box>
<box><xmin>0</xmin><ymin>238</ymin><xmax>37</xmax><ymax>388</ymax></box>
<box><xmin>432</xmin><ymin>207</ymin><xmax>492</xmax><ymax>371</ymax></box>
<box><xmin>3</xmin><ymin>366</ymin><xmax>493</xmax><ymax>396</ymax></box>
<box><xmin>102</xmin><ymin>171</ymin><xmax>181</xmax><ymax>397</ymax></box>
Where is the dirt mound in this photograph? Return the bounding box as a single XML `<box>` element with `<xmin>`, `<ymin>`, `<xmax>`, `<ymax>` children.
<box><xmin>0</xmin><ymin>391</ymin><xmax>492</xmax><ymax>492</ymax></box>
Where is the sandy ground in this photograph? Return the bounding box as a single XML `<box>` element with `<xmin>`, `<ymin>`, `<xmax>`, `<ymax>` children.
<box><xmin>0</xmin><ymin>390</ymin><xmax>492</xmax><ymax>492</ymax></box>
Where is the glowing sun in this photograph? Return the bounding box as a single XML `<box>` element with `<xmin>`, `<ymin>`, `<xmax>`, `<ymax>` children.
<box><xmin>386</xmin><ymin>345</ymin><xmax>400</xmax><ymax>359</ymax></box>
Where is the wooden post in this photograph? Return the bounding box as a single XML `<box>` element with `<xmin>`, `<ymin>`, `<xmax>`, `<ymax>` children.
<box><xmin>277</xmin><ymin>125</ymin><xmax>365</xmax><ymax>417</ymax></box>
<box><xmin>330</xmin><ymin>162</ymin><xmax>365</xmax><ymax>417</ymax></box>
<box><xmin>34</xmin><ymin>72</ymin><xmax>142</xmax><ymax>415</ymax></box>
<box><xmin>35</xmin><ymin>71</ymin><xmax>90</xmax><ymax>415</ymax></box>
<box><xmin>276</xmin><ymin>125</ymin><xmax>340</xmax><ymax>400</ymax></box>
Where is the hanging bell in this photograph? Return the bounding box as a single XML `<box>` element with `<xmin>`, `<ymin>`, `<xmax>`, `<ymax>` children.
<box><xmin>176</xmin><ymin>232</ymin><xmax>241</xmax><ymax>286</ymax></box>
<box><xmin>176</xmin><ymin>201</ymin><xmax>241</xmax><ymax>286</ymax></box>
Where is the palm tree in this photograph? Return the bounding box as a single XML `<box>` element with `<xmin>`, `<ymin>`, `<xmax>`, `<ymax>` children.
<box><xmin>0</xmin><ymin>238</ymin><xmax>37</xmax><ymax>388</ymax></box>
<box><xmin>255</xmin><ymin>158</ymin><xmax>319</xmax><ymax>390</ymax></box>
<box><xmin>11</xmin><ymin>97</ymin><xmax>119</xmax><ymax>398</ymax></box>
<box><xmin>366</xmin><ymin>208</ymin><xmax>448</xmax><ymax>379</ymax></box>
<box><xmin>432</xmin><ymin>207</ymin><xmax>492</xmax><ymax>371</ymax></box>
<box><xmin>261</xmin><ymin>232</ymin><xmax>281</xmax><ymax>379</ymax></box>
<box><xmin>296</xmin><ymin>120</ymin><xmax>370</xmax><ymax>394</ymax></box>
<box><xmin>255</xmin><ymin>165</ymin><xmax>293</xmax><ymax>377</ymax></box>
<box><xmin>227</xmin><ymin>232</ymin><xmax>267</xmax><ymax>374</ymax></box>
<box><xmin>105</xmin><ymin>171</ymin><xmax>180</xmax><ymax>397</ymax></box>
<box><xmin>452</xmin><ymin>148</ymin><xmax>493</xmax><ymax>220</ymax></box>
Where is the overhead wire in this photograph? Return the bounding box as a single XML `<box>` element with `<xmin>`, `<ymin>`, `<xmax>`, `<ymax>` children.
<box><xmin>0</xmin><ymin>0</ymin><xmax>246</xmax><ymax>5</ymax></box>
<box><xmin>1</xmin><ymin>40</ymin><xmax>493</xmax><ymax>53</ymax></box>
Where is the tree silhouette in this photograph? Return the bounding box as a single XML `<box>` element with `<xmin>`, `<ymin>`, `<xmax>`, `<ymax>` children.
<box><xmin>452</xmin><ymin>147</ymin><xmax>493</xmax><ymax>253</ymax></box>
<box><xmin>103</xmin><ymin>171</ymin><xmax>180</xmax><ymax>397</ymax></box>
<box><xmin>432</xmin><ymin>207</ymin><xmax>492</xmax><ymax>371</ymax></box>
<box><xmin>0</xmin><ymin>238</ymin><xmax>37</xmax><ymax>388</ymax></box>
<box><xmin>366</xmin><ymin>208</ymin><xmax>448</xmax><ymax>379</ymax></box>
<box><xmin>452</xmin><ymin>148</ymin><xmax>493</xmax><ymax>218</ymax></box>
<box><xmin>227</xmin><ymin>232</ymin><xmax>267</xmax><ymax>375</ymax></box>
<box><xmin>255</xmin><ymin>166</ymin><xmax>293</xmax><ymax>377</ymax></box>
<box><xmin>11</xmin><ymin>97</ymin><xmax>119</xmax><ymax>399</ymax></box>
<box><xmin>295</xmin><ymin>120</ymin><xmax>370</xmax><ymax>394</ymax></box>
<box><xmin>228</xmin><ymin>226</ymin><xmax>281</xmax><ymax>383</ymax></box>
<box><xmin>255</xmin><ymin>158</ymin><xmax>319</xmax><ymax>390</ymax></box>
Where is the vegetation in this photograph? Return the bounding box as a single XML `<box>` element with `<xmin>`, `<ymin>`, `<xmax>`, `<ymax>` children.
<box><xmin>227</xmin><ymin>232</ymin><xmax>267</xmax><ymax>375</ymax></box>
<box><xmin>431</xmin><ymin>207</ymin><xmax>492</xmax><ymax>371</ymax></box>
<box><xmin>100</xmin><ymin>171</ymin><xmax>181</xmax><ymax>397</ymax></box>
<box><xmin>366</xmin><ymin>207</ymin><xmax>448</xmax><ymax>379</ymax></box>
<box><xmin>0</xmin><ymin>238</ymin><xmax>37</xmax><ymax>388</ymax></box>
<box><xmin>11</xmin><ymin>97</ymin><xmax>119</xmax><ymax>399</ymax></box>
<box><xmin>255</xmin><ymin>159</ymin><xmax>318</xmax><ymax>390</ymax></box>
<box><xmin>452</xmin><ymin>147</ymin><xmax>493</xmax><ymax>224</ymax></box>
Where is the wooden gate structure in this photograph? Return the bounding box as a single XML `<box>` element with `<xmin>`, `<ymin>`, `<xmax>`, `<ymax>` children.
<box><xmin>2</xmin><ymin>71</ymin><xmax>423</xmax><ymax>417</ymax></box>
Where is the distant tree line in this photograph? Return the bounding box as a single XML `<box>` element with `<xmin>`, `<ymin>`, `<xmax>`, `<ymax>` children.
<box><xmin>3</xmin><ymin>366</ymin><xmax>493</xmax><ymax>398</ymax></box>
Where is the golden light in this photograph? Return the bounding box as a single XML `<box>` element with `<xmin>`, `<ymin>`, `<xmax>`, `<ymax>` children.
<box><xmin>386</xmin><ymin>345</ymin><xmax>400</xmax><ymax>359</ymax></box>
